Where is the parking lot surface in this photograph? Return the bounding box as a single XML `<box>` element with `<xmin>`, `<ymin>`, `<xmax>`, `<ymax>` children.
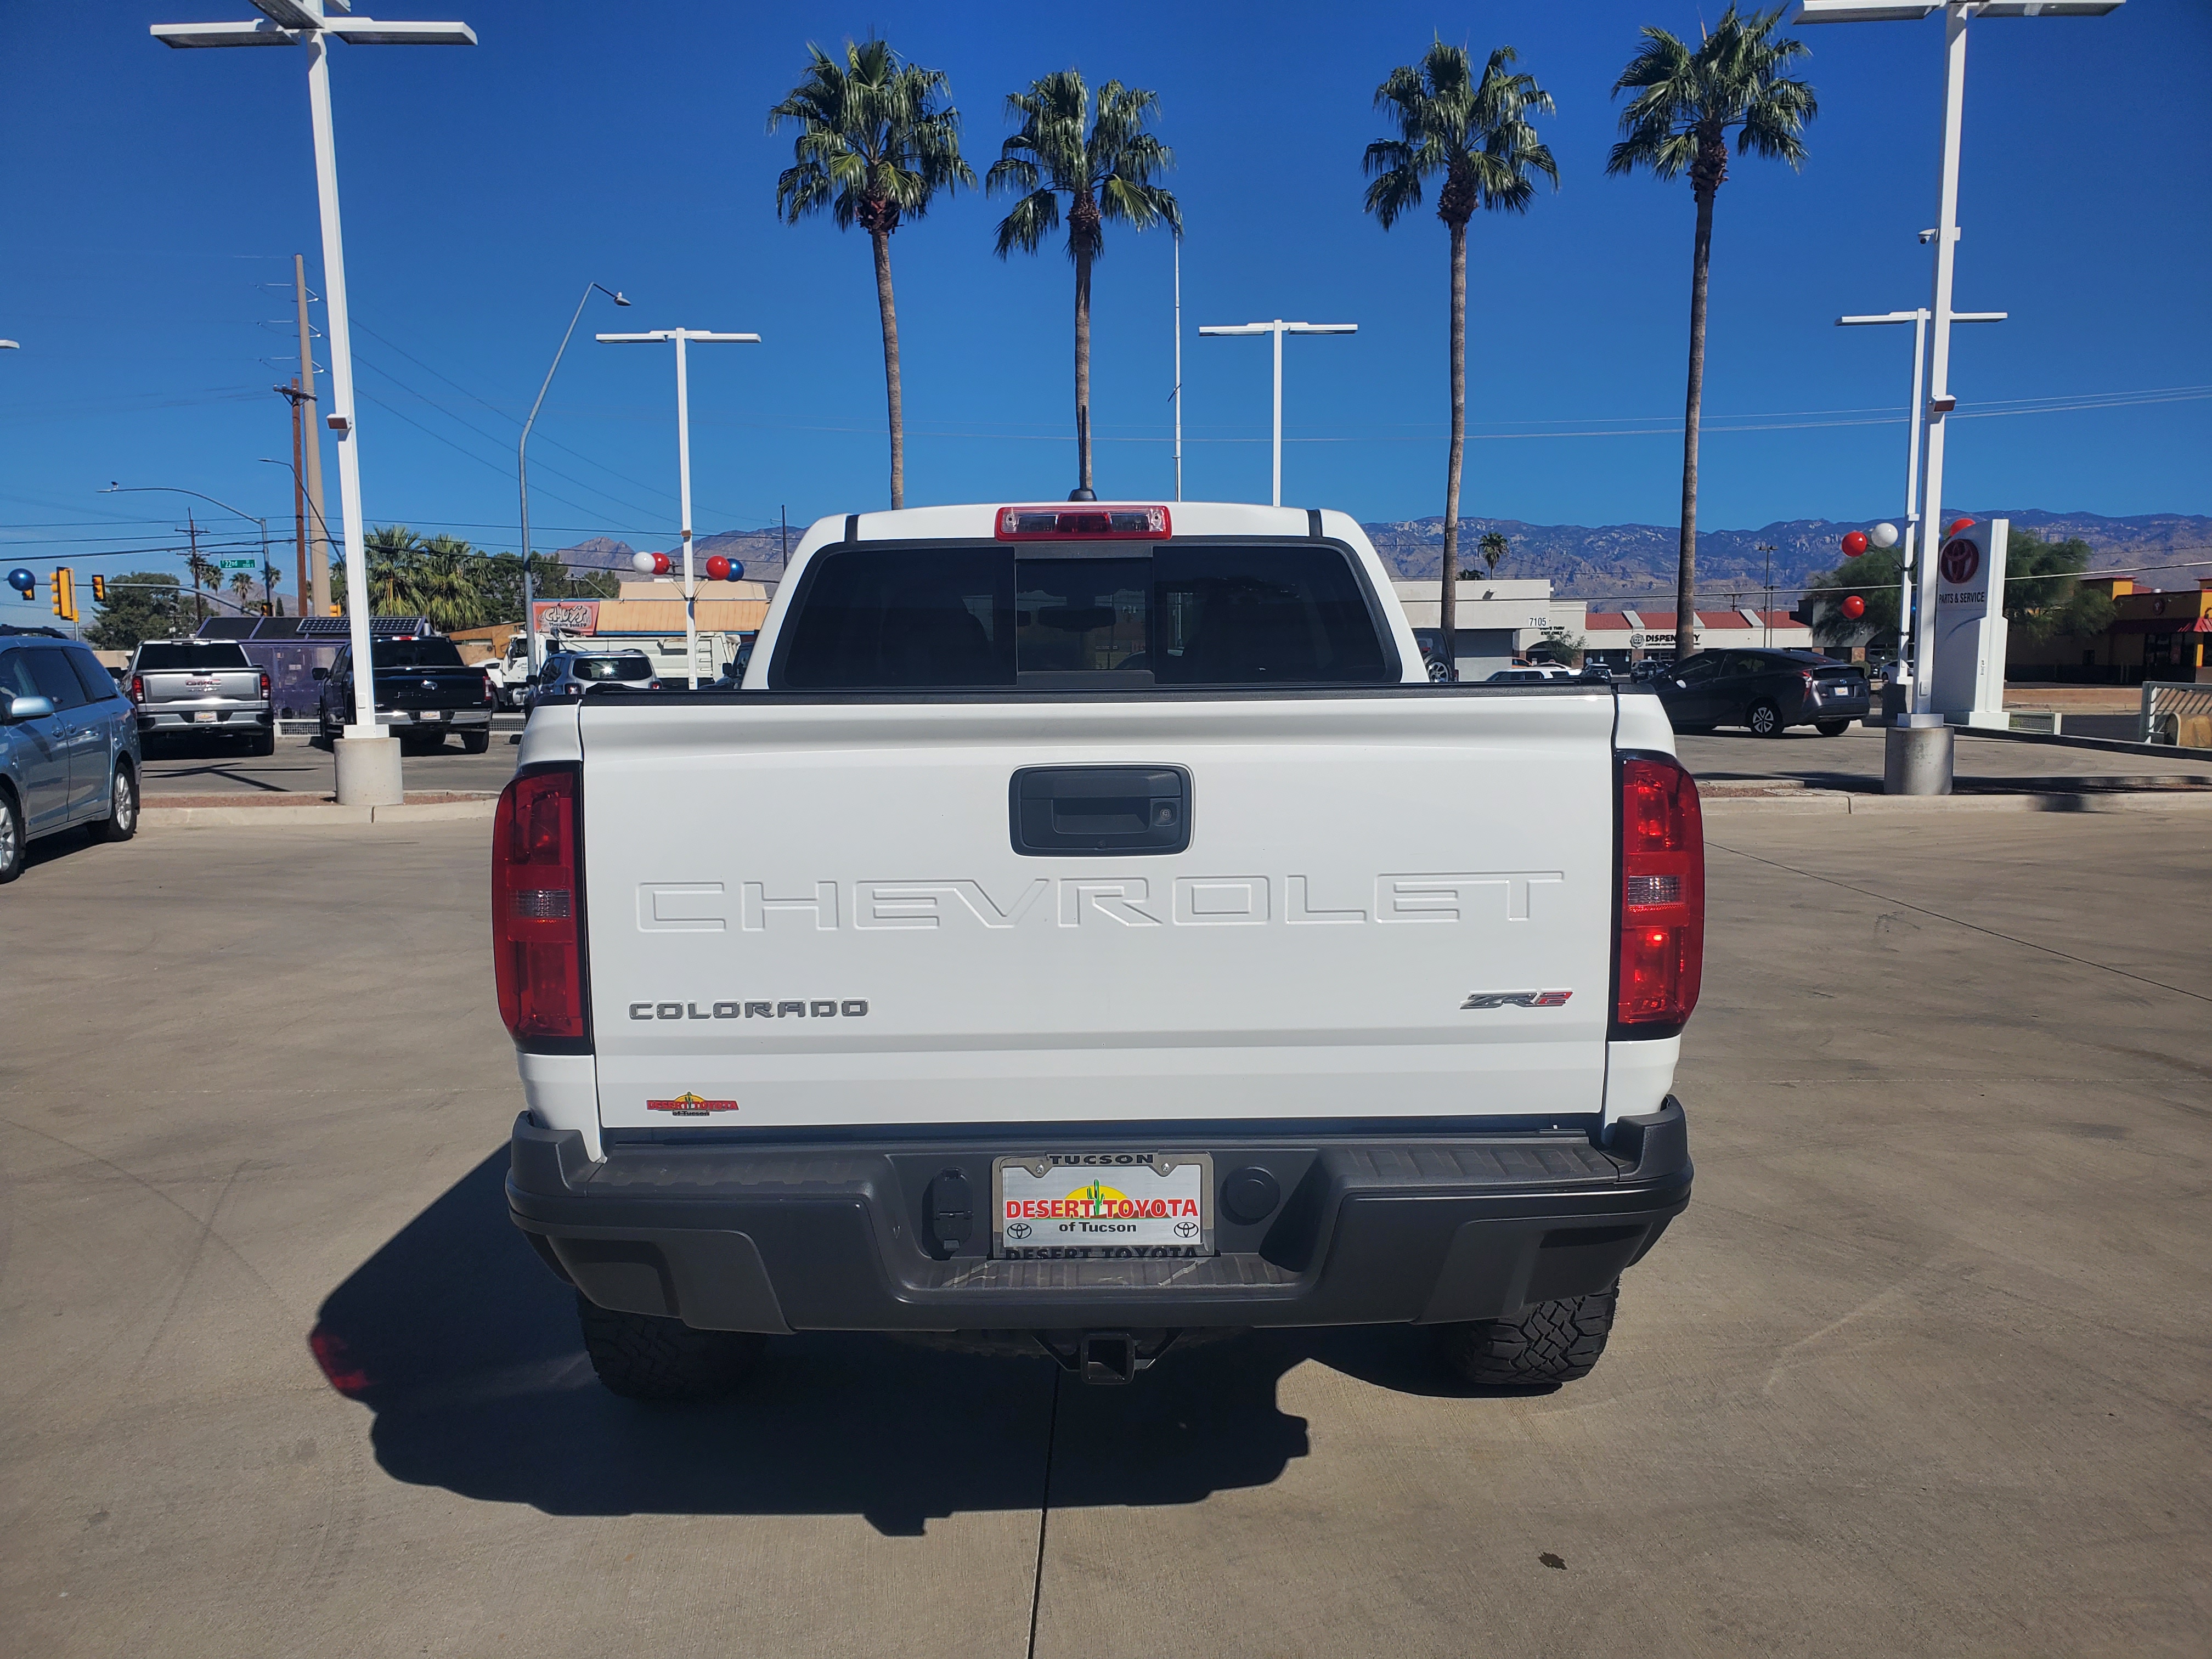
<box><xmin>140</xmin><ymin>725</ymin><xmax>524</xmax><ymax>797</ymax></box>
<box><xmin>1675</xmin><ymin>720</ymin><xmax>2212</xmax><ymax>789</ymax></box>
<box><xmin>3</xmin><ymin>809</ymin><xmax>2208</xmax><ymax>1656</ymax></box>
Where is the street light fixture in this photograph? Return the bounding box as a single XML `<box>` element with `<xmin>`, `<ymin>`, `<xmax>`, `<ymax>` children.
<box><xmin>520</xmin><ymin>283</ymin><xmax>628</xmax><ymax>678</ymax></box>
<box><xmin>597</xmin><ymin>328</ymin><xmax>762</xmax><ymax>687</ymax></box>
<box><xmin>154</xmin><ymin>0</ymin><xmax>476</xmax><ymax>807</ymax></box>
<box><xmin>1797</xmin><ymin>0</ymin><xmax>2123</xmax><ymax>791</ymax></box>
<box><xmin>1197</xmin><ymin>319</ymin><xmax>1357</xmax><ymax>507</ymax></box>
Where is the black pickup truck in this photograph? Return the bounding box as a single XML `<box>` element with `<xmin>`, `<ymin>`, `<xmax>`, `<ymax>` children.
<box><xmin>314</xmin><ymin>636</ymin><xmax>496</xmax><ymax>753</ymax></box>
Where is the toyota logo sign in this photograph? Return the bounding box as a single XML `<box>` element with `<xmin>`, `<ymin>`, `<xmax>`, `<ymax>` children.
<box><xmin>1938</xmin><ymin>537</ymin><xmax>1980</xmax><ymax>585</ymax></box>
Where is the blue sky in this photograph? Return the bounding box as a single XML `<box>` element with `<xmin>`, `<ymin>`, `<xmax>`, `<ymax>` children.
<box><xmin>2</xmin><ymin>1</ymin><xmax>2207</xmax><ymax>597</ymax></box>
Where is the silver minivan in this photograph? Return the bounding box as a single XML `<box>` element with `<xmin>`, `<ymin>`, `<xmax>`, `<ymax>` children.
<box><xmin>1</xmin><ymin>634</ymin><xmax>142</xmax><ymax>881</ymax></box>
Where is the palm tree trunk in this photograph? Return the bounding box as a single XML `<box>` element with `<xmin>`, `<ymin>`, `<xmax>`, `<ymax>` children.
<box><xmin>1442</xmin><ymin>218</ymin><xmax>1468</xmax><ymax>678</ymax></box>
<box><xmin>1074</xmin><ymin>242</ymin><xmax>1094</xmax><ymax>497</ymax></box>
<box><xmin>871</xmin><ymin>229</ymin><xmax>905</xmax><ymax>511</ymax></box>
<box><xmin>1676</xmin><ymin>187</ymin><xmax>1715</xmax><ymax>661</ymax></box>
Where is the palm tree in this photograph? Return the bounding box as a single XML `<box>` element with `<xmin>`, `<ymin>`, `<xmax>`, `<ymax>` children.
<box><xmin>770</xmin><ymin>39</ymin><xmax>974</xmax><ymax>510</ymax></box>
<box><xmin>989</xmin><ymin>71</ymin><xmax>1179</xmax><ymax>500</ymax></box>
<box><xmin>1478</xmin><ymin>529</ymin><xmax>1509</xmax><ymax>578</ymax></box>
<box><xmin>229</xmin><ymin>572</ymin><xmax>255</xmax><ymax>610</ymax></box>
<box><xmin>1607</xmin><ymin>7</ymin><xmax>1815</xmax><ymax>659</ymax></box>
<box><xmin>1365</xmin><ymin>43</ymin><xmax>1556</xmax><ymax>674</ymax></box>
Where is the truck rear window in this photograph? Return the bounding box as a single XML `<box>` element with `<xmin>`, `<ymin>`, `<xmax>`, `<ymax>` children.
<box><xmin>369</xmin><ymin>640</ymin><xmax>465</xmax><ymax>668</ymax></box>
<box><xmin>134</xmin><ymin>644</ymin><xmax>251</xmax><ymax>670</ymax></box>
<box><xmin>777</xmin><ymin>545</ymin><xmax>1392</xmax><ymax>689</ymax></box>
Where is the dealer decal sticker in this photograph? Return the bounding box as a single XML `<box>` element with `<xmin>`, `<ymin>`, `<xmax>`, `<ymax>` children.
<box><xmin>645</xmin><ymin>1092</ymin><xmax>740</xmax><ymax>1116</ymax></box>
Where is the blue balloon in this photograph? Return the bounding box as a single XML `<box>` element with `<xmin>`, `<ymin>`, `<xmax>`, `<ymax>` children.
<box><xmin>726</xmin><ymin>561</ymin><xmax>743</xmax><ymax>582</ymax></box>
<box><xmin>6</xmin><ymin>567</ymin><xmax>33</xmax><ymax>595</ymax></box>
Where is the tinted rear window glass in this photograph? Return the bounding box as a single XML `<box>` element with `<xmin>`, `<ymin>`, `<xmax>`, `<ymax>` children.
<box><xmin>0</xmin><ymin>650</ymin><xmax>36</xmax><ymax>699</ymax></box>
<box><xmin>777</xmin><ymin>544</ymin><xmax>1389</xmax><ymax>689</ymax></box>
<box><xmin>369</xmin><ymin>639</ymin><xmax>465</xmax><ymax>668</ymax></box>
<box><xmin>136</xmin><ymin>643</ymin><xmax>250</xmax><ymax>670</ymax></box>
<box><xmin>573</xmin><ymin>655</ymin><xmax>652</xmax><ymax>681</ymax></box>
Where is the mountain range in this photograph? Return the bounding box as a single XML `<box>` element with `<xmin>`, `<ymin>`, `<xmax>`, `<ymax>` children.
<box><xmin>550</xmin><ymin>509</ymin><xmax>2210</xmax><ymax>611</ymax></box>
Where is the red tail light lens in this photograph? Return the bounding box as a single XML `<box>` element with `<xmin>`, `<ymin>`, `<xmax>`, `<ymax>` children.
<box><xmin>259</xmin><ymin>671</ymin><xmax>271</xmax><ymax>701</ymax></box>
<box><xmin>130</xmin><ymin>674</ymin><xmax>144</xmax><ymax>703</ymax></box>
<box><xmin>493</xmin><ymin>766</ymin><xmax>589</xmax><ymax>1045</ymax></box>
<box><xmin>1614</xmin><ymin>752</ymin><xmax>1704</xmax><ymax>1036</ymax></box>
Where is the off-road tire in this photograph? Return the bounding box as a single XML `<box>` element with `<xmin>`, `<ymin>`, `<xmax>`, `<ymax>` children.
<box><xmin>1436</xmin><ymin>1287</ymin><xmax>1617</xmax><ymax>1387</ymax></box>
<box><xmin>91</xmin><ymin>763</ymin><xmax>138</xmax><ymax>843</ymax></box>
<box><xmin>461</xmin><ymin>731</ymin><xmax>492</xmax><ymax>754</ymax></box>
<box><xmin>577</xmin><ymin>1296</ymin><xmax>763</xmax><ymax>1401</ymax></box>
<box><xmin>1747</xmin><ymin>699</ymin><xmax>1784</xmax><ymax>738</ymax></box>
<box><xmin>1814</xmin><ymin>718</ymin><xmax>1851</xmax><ymax>737</ymax></box>
<box><xmin>0</xmin><ymin>787</ymin><xmax>24</xmax><ymax>882</ymax></box>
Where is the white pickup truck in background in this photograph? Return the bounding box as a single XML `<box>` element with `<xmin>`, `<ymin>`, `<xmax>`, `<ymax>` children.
<box><xmin>499</xmin><ymin>502</ymin><xmax>1701</xmax><ymax>1395</ymax></box>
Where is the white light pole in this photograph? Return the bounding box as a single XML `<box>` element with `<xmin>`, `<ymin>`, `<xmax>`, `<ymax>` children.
<box><xmin>1198</xmin><ymin>319</ymin><xmax>1357</xmax><ymax>507</ymax></box>
<box><xmin>1837</xmin><ymin>304</ymin><xmax>2003</xmax><ymax>708</ymax></box>
<box><xmin>1797</xmin><ymin>0</ymin><xmax>2123</xmax><ymax>786</ymax></box>
<box><xmin>155</xmin><ymin>0</ymin><xmax>475</xmax><ymax>807</ymax></box>
<box><xmin>521</xmin><ymin>283</ymin><xmax>628</xmax><ymax>677</ymax></box>
<box><xmin>597</xmin><ymin>328</ymin><xmax>761</xmax><ymax>688</ymax></box>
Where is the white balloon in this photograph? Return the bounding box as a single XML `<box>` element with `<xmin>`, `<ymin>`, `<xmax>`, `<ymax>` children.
<box><xmin>1870</xmin><ymin>522</ymin><xmax>1899</xmax><ymax>549</ymax></box>
<box><xmin>630</xmin><ymin>549</ymin><xmax>657</xmax><ymax>573</ymax></box>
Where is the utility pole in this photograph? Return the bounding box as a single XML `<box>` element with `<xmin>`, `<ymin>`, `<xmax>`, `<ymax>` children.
<box><xmin>289</xmin><ymin>375</ymin><xmax>309</xmax><ymax>606</ymax></box>
<box><xmin>185</xmin><ymin>512</ymin><xmax>204</xmax><ymax>627</ymax></box>
<box><xmin>780</xmin><ymin>504</ymin><xmax>788</xmax><ymax>567</ymax></box>
<box><xmin>293</xmin><ymin>253</ymin><xmax>331</xmax><ymax>616</ymax></box>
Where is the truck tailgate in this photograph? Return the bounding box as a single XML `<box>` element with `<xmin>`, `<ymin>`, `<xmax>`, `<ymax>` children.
<box><xmin>578</xmin><ymin>691</ymin><xmax>1618</xmax><ymax>1131</ymax></box>
<box><xmin>143</xmin><ymin>668</ymin><xmax>261</xmax><ymax>706</ymax></box>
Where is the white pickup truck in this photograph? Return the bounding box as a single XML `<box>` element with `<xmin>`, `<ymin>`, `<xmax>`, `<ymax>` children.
<box><xmin>499</xmin><ymin>502</ymin><xmax>1700</xmax><ymax>1395</ymax></box>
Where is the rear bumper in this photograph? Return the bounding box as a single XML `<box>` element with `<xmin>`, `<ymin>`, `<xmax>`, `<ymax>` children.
<box><xmin>505</xmin><ymin>1102</ymin><xmax>1692</xmax><ymax>1334</ymax></box>
<box><xmin>369</xmin><ymin>708</ymin><xmax>494</xmax><ymax>730</ymax></box>
<box><xmin>139</xmin><ymin>706</ymin><xmax>271</xmax><ymax>732</ymax></box>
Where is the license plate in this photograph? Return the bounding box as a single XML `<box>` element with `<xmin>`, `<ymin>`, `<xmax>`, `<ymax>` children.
<box><xmin>993</xmin><ymin>1153</ymin><xmax>1213</xmax><ymax>1260</ymax></box>
<box><xmin>192</xmin><ymin>710</ymin><xmax>217</xmax><ymax>723</ymax></box>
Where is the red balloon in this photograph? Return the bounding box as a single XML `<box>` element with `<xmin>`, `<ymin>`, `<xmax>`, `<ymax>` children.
<box><xmin>1841</xmin><ymin>531</ymin><xmax>1870</xmax><ymax>557</ymax></box>
<box><xmin>703</xmin><ymin>555</ymin><xmax>731</xmax><ymax>582</ymax></box>
<box><xmin>651</xmin><ymin>551</ymin><xmax>671</xmax><ymax>575</ymax></box>
<box><xmin>1841</xmin><ymin>595</ymin><xmax>1867</xmax><ymax>620</ymax></box>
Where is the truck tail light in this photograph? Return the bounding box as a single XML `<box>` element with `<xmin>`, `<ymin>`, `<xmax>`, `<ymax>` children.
<box><xmin>1613</xmin><ymin>752</ymin><xmax>1704</xmax><ymax>1037</ymax></box>
<box><xmin>259</xmin><ymin>671</ymin><xmax>271</xmax><ymax>701</ymax></box>
<box><xmin>130</xmin><ymin>674</ymin><xmax>144</xmax><ymax>703</ymax></box>
<box><xmin>995</xmin><ymin>504</ymin><xmax>1171</xmax><ymax>540</ymax></box>
<box><xmin>493</xmin><ymin>765</ymin><xmax>590</xmax><ymax>1046</ymax></box>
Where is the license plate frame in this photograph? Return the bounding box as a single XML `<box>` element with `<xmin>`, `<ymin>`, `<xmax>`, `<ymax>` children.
<box><xmin>991</xmin><ymin>1152</ymin><xmax>1214</xmax><ymax>1261</ymax></box>
<box><xmin>191</xmin><ymin>710</ymin><xmax>217</xmax><ymax>723</ymax></box>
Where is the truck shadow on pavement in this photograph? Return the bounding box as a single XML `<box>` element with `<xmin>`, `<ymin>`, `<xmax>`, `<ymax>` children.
<box><xmin>309</xmin><ymin>1149</ymin><xmax>1503</xmax><ymax>1535</ymax></box>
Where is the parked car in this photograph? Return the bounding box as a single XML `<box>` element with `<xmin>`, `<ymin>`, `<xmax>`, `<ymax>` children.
<box><xmin>1</xmin><ymin>635</ymin><xmax>140</xmax><ymax>881</ymax></box>
<box><xmin>1409</xmin><ymin>628</ymin><xmax>1455</xmax><ymax>682</ymax></box>
<box><xmin>314</xmin><ymin>635</ymin><xmax>496</xmax><ymax>753</ymax></box>
<box><xmin>1486</xmin><ymin>663</ymin><xmax>1576</xmax><ymax>684</ymax></box>
<box><xmin>1654</xmin><ymin>649</ymin><xmax>1870</xmax><ymax>737</ymax></box>
<box><xmin>1627</xmin><ymin>659</ymin><xmax>1675</xmax><ymax>685</ymax></box>
<box><xmin>522</xmin><ymin>650</ymin><xmax>659</xmax><ymax>713</ymax></box>
<box><xmin>499</xmin><ymin>500</ymin><xmax>1699</xmax><ymax>1398</ymax></box>
<box><xmin>125</xmin><ymin>639</ymin><xmax>272</xmax><ymax>756</ymax></box>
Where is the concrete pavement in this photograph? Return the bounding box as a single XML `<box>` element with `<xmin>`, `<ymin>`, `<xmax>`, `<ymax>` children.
<box><xmin>139</xmin><ymin>726</ymin><xmax>524</xmax><ymax>798</ymax></box>
<box><xmin>2</xmin><ymin>810</ymin><xmax>2207</xmax><ymax>1655</ymax></box>
<box><xmin>1675</xmin><ymin>720</ymin><xmax>2212</xmax><ymax>790</ymax></box>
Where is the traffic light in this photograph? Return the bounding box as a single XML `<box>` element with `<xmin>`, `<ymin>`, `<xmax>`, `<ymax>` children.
<box><xmin>52</xmin><ymin>567</ymin><xmax>76</xmax><ymax>623</ymax></box>
<box><xmin>91</xmin><ymin>573</ymin><xmax>107</xmax><ymax>604</ymax></box>
<box><xmin>259</xmin><ymin>601</ymin><xmax>274</xmax><ymax>617</ymax></box>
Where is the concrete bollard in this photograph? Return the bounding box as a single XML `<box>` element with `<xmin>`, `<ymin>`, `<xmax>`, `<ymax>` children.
<box><xmin>334</xmin><ymin>733</ymin><xmax>404</xmax><ymax>807</ymax></box>
<box><xmin>1884</xmin><ymin>716</ymin><xmax>1954</xmax><ymax>795</ymax></box>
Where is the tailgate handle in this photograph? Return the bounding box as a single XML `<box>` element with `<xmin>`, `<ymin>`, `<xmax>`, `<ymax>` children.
<box><xmin>1010</xmin><ymin>765</ymin><xmax>1190</xmax><ymax>856</ymax></box>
